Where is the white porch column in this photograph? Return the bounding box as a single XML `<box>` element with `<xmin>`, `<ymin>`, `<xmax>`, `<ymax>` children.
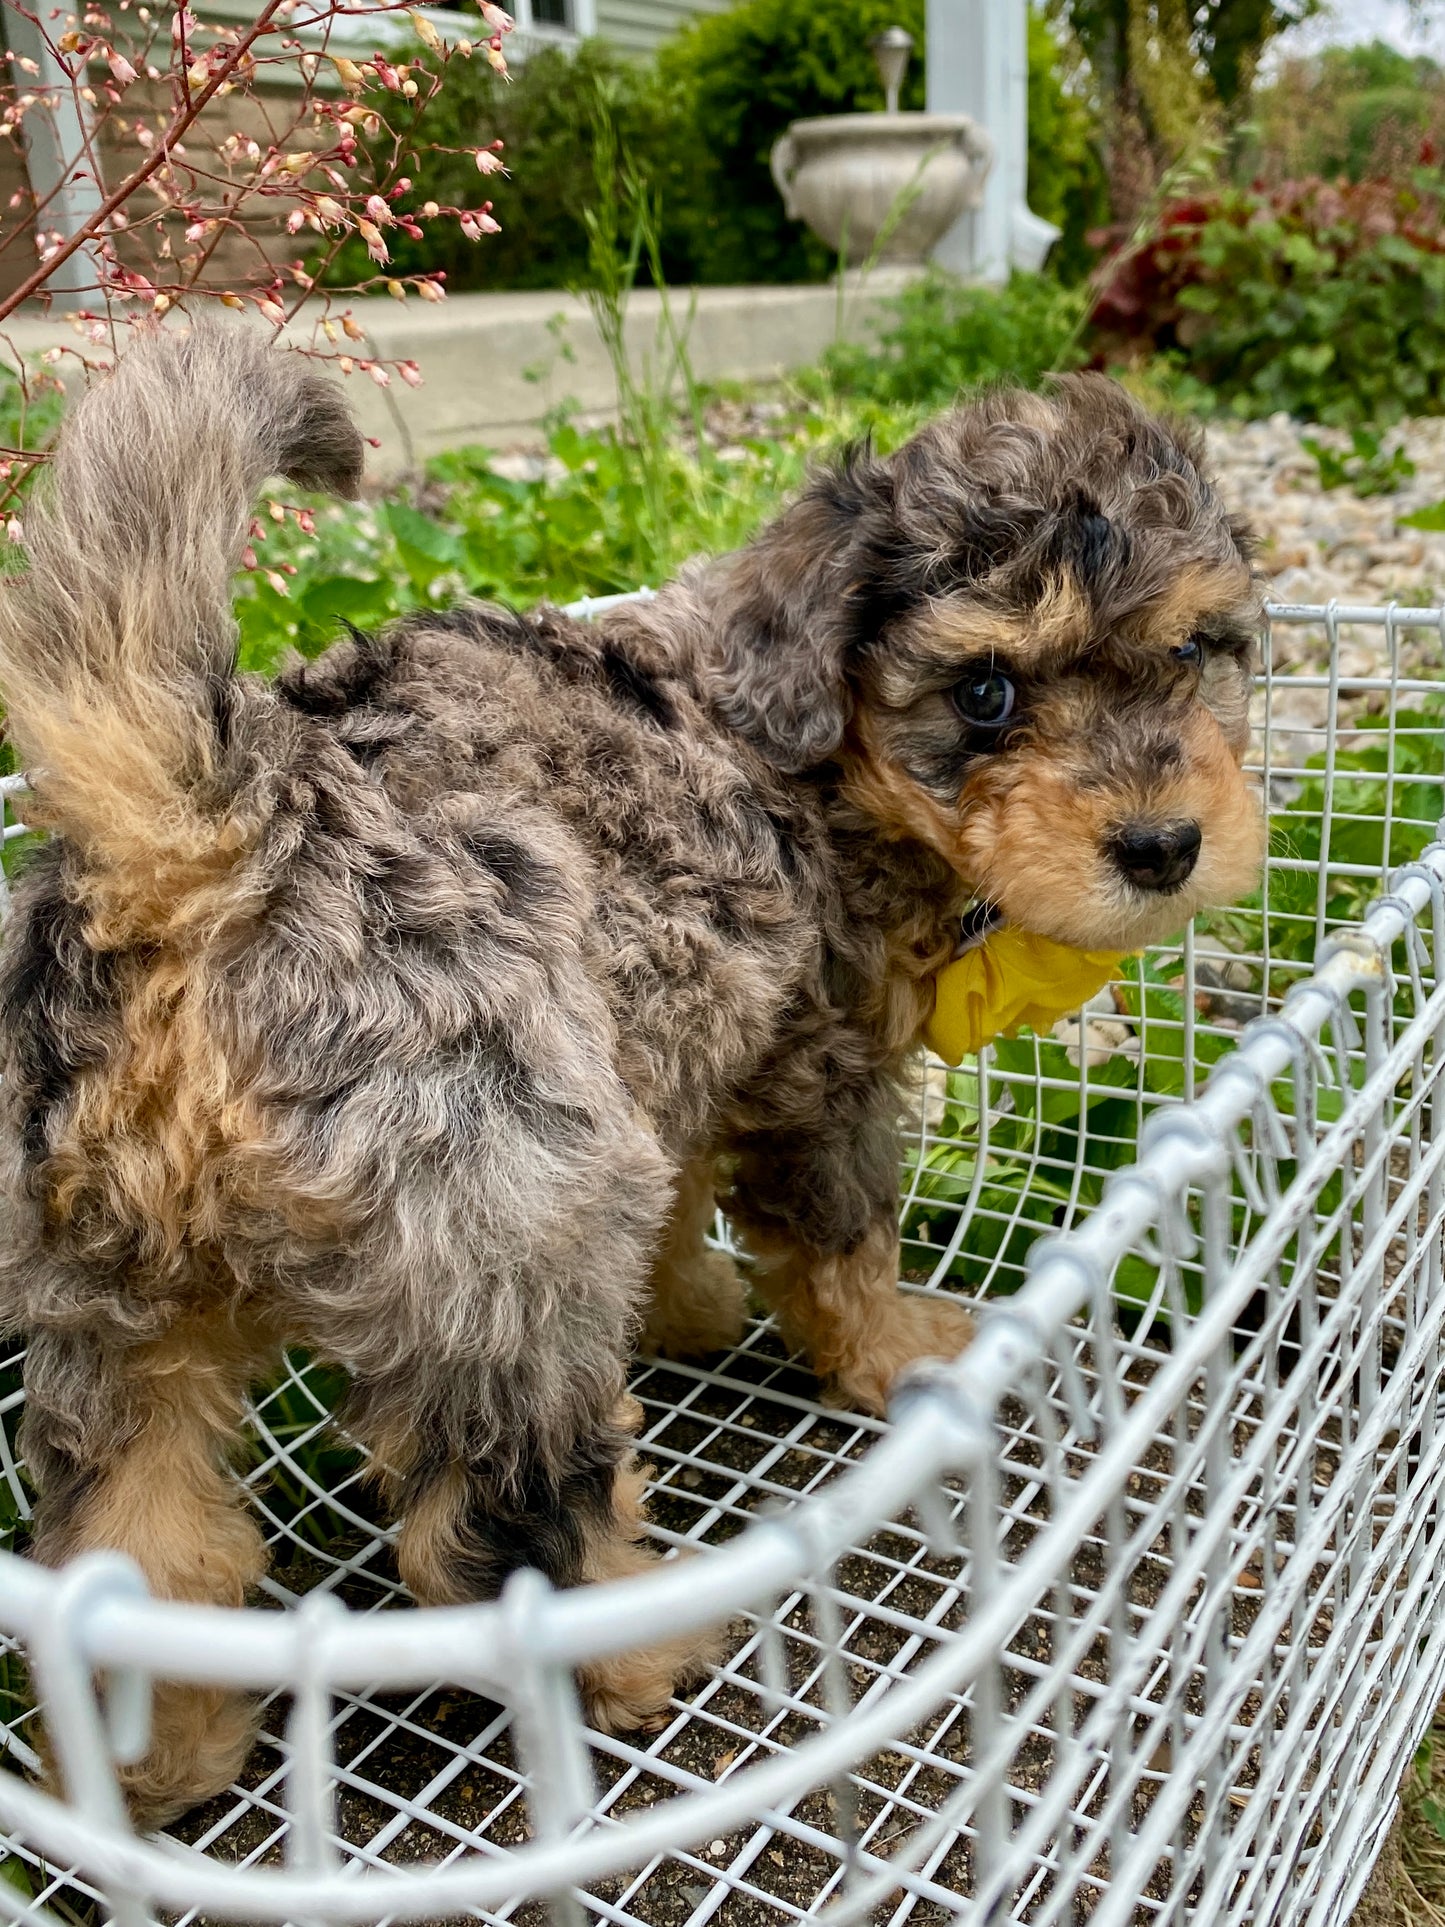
<box><xmin>926</xmin><ymin>0</ymin><xmax>1058</xmax><ymax>281</ymax></box>
<box><xmin>3</xmin><ymin>8</ymin><xmax>105</xmax><ymax>310</ymax></box>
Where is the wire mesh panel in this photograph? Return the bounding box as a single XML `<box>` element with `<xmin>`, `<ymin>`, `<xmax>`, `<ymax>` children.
<box><xmin>0</xmin><ymin>601</ymin><xmax>1439</xmax><ymax>1926</ymax></box>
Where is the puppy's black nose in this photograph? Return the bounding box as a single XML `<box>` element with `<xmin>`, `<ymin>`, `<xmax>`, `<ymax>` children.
<box><xmin>1108</xmin><ymin>820</ymin><xmax>1202</xmax><ymax>892</ymax></box>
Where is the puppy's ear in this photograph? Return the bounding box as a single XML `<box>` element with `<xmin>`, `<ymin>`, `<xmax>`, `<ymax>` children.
<box><xmin>709</xmin><ymin>460</ymin><xmax>879</xmax><ymax>775</ymax></box>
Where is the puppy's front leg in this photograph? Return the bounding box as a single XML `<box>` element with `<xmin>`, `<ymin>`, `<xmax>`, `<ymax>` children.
<box><xmin>727</xmin><ymin>1099</ymin><xmax>973</xmax><ymax>1416</ymax></box>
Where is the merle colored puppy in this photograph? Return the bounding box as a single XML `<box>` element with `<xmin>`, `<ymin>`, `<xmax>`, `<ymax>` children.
<box><xmin>0</xmin><ymin>329</ymin><xmax>1261</xmax><ymax>1821</ymax></box>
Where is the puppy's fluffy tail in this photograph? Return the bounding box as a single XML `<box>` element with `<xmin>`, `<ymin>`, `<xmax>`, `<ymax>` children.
<box><xmin>0</xmin><ymin>326</ymin><xmax>362</xmax><ymax>939</ymax></box>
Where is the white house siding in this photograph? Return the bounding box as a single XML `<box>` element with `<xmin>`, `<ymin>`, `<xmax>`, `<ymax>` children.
<box><xmin>593</xmin><ymin>0</ymin><xmax>732</xmax><ymax>56</ymax></box>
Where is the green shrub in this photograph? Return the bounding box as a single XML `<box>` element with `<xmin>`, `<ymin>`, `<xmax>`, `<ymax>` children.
<box><xmin>323</xmin><ymin>39</ymin><xmax>696</xmax><ymax>293</ymax></box>
<box><xmin>654</xmin><ymin>0</ymin><xmax>927</xmax><ymax>288</ymax></box>
<box><xmin>1025</xmin><ymin>10</ymin><xmax>1109</xmax><ymax>284</ymax></box>
<box><xmin>814</xmin><ymin>271</ymin><xmax>1087</xmax><ymax>410</ymax></box>
<box><xmin>1244</xmin><ymin>41</ymin><xmax>1445</xmax><ymax>186</ymax></box>
<box><xmin>329</xmin><ymin>2</ymin><xmax>1106</xmax><ymax>294</ymax></box>
<box><xmin>1089</xmin><ymin>172</ymin><xmax>1445</xmax><ymax>425</ymax></box>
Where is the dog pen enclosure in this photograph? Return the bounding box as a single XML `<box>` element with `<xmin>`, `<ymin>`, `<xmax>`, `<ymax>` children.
<box><xmin>0</xmin><ymin>598</ymin><xmax>1439</xmax><ymax>1924</ymax></box>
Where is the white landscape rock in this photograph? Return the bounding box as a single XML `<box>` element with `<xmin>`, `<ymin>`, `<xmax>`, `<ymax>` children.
<box><xmin>1206</xmin><ymin>416</ymin><xmax>1445</xmax><ymax>639</ymax></box>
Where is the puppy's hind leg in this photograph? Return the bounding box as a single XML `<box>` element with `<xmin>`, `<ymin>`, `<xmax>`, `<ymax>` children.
<box><xmin>641</xmin><ymin>1155</ymin><xmax>748</xmax><ymax>1361</ymax></box>
<box><xmin>356</xmin><ymin>1361</ymin><xmax>723</xmax><ymax>1736</ymax></box>
<box><xmin>22</xmin><ymin>1306</ymin><xmax>278</xmax><ymax>1826</ymax></box>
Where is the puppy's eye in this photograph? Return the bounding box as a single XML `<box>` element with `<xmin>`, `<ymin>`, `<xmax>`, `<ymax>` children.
<box><xmin>953</xmin><ymin>670</ymin><xmax>1015</xmax><ymax>729</ymax></box>
<box><xmin>1172</xmin><ymin>637</ymin><xmax>1204</xmax><ymax>667</ymax></box>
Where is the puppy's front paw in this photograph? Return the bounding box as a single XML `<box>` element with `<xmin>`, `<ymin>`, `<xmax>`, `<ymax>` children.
<box><xmin>826</xmin><ymin>1292</ymin><xmax>974</xmax><ymax>1417</ymax></box>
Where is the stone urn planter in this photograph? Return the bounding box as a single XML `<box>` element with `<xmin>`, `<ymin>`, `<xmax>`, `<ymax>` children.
<box><xmin>770</xmin><ymin>113</ymin><xmax>992</xmax><ymax>268</ymax></box>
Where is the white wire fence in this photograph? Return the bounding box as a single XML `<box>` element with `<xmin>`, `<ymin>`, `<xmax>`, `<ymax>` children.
<box><xmin>0</xmin><ymin>599</ymin><xmax>1439</xmax><ymax>1925</ymax></box>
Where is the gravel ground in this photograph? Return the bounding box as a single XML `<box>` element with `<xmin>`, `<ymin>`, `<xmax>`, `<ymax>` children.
<box><xmin>1205</xmin><ymin>415</ymin><xmax>1445</xmax><ymax>613</ymax></box>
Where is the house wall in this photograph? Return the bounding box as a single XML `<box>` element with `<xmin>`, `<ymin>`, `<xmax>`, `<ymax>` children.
<box><xmin>592</xmin><ymin>0</ymin><xmax>731</xmax><ymax>58</ymax></box>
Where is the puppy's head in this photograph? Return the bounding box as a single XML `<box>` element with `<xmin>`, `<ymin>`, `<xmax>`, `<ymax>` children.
<box><xmin>711</xmin><ymin>375</ymin><xmax>1263</xmax><ymax>952</ymax></box>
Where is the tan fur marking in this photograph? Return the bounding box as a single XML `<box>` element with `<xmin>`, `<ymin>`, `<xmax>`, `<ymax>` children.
<box><xmin>394</xmin><ymin>1460</ymin><xmax>471</xmax><ymax>1606</ymax></box>
<box><xmin>642</xmin><ymin>1157</ymin><xmax>747</xmax><ymax>1359</ymax></box>
<box><xmin>574</xmin><ymin>1458</ymin><xmax>725</xmax><ymax>1733</ymax></box>
<box><xmin>23</xmin><ymin>681</ymin><xmax>260</xmax><ymax>952</ymax></box>
<box><xmin>952</xmin><ymin>707</ymin><xmax>1265</xmax><ymax>951</ymax></box>
<box><xmin>1110</xmin><ymin>560</ymin><xmax>1257</xmax><ymax>651</ymax></box>
<box><xmin>35</xmin><ymin>1313</ymin><xmax>275</xmax><ymax>1826</ymax></box>
<box><xmin>749</xmin><ymin>1219</ymin><xmax>974</xmax><ymax>1416</ymax></box>
<box><xmin>844</xmin><ymin>689</ymin><xmax>1262</xmax><ymax>958</ymax></box>
<box><xmin>885</xmin><ymin>575</ymin><xmax>1093</xmax><ymax>683</ymax></box>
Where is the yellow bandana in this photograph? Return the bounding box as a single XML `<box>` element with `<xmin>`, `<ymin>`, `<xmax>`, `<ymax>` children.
<box><xmin>924</xmin><ymin>925</ymin><xmax>1128</xmax><ymax>1066</ymax></box>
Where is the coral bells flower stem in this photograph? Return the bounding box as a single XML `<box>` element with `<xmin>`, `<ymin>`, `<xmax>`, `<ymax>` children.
<box><xmin>0</xmin><ymin>0</ymin><xmax>290</xmax><ymax>324</ymax></box>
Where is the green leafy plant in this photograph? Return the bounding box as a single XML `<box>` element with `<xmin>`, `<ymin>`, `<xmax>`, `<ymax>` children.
<box><xmin>1399</xmin><ymin>497</ymin><xmax>1445</xmax><ymax>532</ymax></box>
<box><xmin>813</xmin><ymin>270</ymin><xmax>1089</xmax><ymax>411</ymax></box>
<box><xmin>323</xmin><ymin>38</ymin><xmax>697</xmax><ymax>295</ymax></box>
<box><xmin>1090</xmin><ymin>169</ymin><xmax>1445</xmax><ymax>425</ymax></box>
<box><xmin>1301</xmin><ymin>427</ymin><xmax>1416</xmax><ymax>496</ymax></box>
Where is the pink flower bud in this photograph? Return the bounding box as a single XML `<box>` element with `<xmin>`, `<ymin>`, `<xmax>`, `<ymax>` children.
<box><xmin>241</xmin><ymin>545</ymin><xmax>258</xmax><ymax>570</ymax></box>
<box><xmin>474</xmin><ymin>150</ymin><xmax>504</xmax><ymax>175</ymax></box>
<box><xmin>257</xmin><ymin>298</ymin><xmax>286</xmax><ymax>325</ymax></box>
<box><xmin>479</xmin><ymin>3</ymin><xmax>513</xmax><ymax>30</ymax></box>
<box><xmin>286</xmin><ymin>208</ymin><xmax>306</xmax><ymax>234</ymax></box>
<box><xmin>365</xmin><ymin>194</ymin><xmax>392</xmax><ymax>225</ymax></box>
<box><xmin>367</xmin><ymin>362</ymin><xmax>391</xmax><ymax>387</ymax></box>
<box><xmin>296</xmin><ymin>509</ymin><xmax>316</xmax><ymax>536</ymax></box>
<box><xmin>415</xmin><ymin>277</ymin><xmax>445</xmax><ymax>302</ymax></box>
<box><xmin>357</xmin><ymin>218</ymin><xmax>389</xmax><ymax>263</ymax></box>
<box><xmin>107</xmin><ymin>49</ymin><xmax>137</xmax><ymax>85</ymax></box>
<box><xmin>398</xmin><ymin>360</ymin><xmax>423</xmax><ymax>387</ymax></box>
<box><xmin>422</xmin><ymin>200</ymin><xmax>439</xmax><ymax>219</ymax></box>
<box><xmin>264</xmin><ymin>571</ymin><xmax>289</xmax><ymax>597</ymax></box>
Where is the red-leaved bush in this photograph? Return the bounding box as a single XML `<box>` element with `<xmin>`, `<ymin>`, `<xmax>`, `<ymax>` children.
<box><xmin>1086</xmin><ymin>157</ymin><xmax>1445</xmax><ymax>423</ymax></box>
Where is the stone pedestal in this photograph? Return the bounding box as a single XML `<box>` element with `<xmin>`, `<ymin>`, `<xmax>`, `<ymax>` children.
<box><xmin>770</xmin><ymin>114</ymin><xmax>991</xmax><ymax>268</ymax></box>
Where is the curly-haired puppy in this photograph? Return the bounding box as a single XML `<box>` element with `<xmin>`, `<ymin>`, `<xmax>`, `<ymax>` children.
<box><xmin>0</xmin><ymin>330</ymin><xmax>1262</xmax><ymax>1822</ymax></box>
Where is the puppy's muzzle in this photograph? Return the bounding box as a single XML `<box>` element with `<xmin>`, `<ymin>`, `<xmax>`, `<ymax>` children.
<box><xmin>1108</xmin><ymin>819</ymin><xmax>1203</xmax><ymax>894</ymax></box>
